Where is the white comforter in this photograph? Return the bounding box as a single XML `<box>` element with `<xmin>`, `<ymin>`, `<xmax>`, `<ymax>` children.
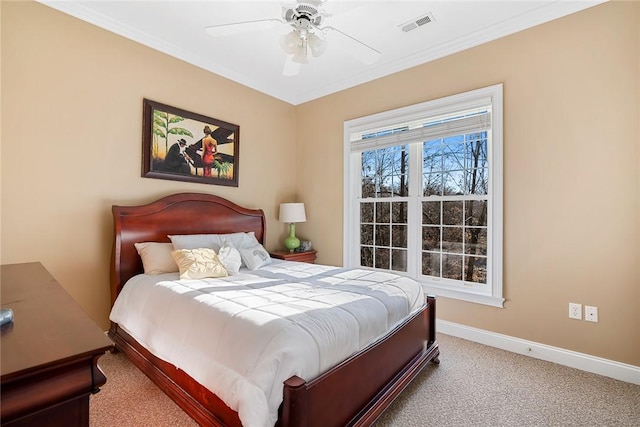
<box><xmin>110</xmin><ymin>260</ymin><xmax>424</xmax><ymax>427</ymax></box>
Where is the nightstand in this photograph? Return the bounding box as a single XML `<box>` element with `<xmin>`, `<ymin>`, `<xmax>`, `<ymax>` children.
<box><xmin>270</xmin><ymin>250</ymin><xmax>317</xmax><ymax>264</ymax></box>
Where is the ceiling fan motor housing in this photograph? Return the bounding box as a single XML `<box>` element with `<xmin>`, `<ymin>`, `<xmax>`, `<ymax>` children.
<box><xmin>283</xmin><ymin>2</ymin><xmax>324</xmax><ymax>28</ymax></box>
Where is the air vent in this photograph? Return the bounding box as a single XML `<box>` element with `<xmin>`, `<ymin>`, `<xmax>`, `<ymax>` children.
<box><xmin>399</xmin><ymin>12</ymin><xmax>435</xmax><ymax>32</ymax></box>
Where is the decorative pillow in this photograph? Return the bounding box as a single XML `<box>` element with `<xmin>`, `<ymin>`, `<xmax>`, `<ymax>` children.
<box><xmin>217</xmin><ymin>241</ymin><xmax>242</xmax><ymax>275</ymax></box>
<box><xmin>171</xmin><ymin>248</ymin><xmax>228</xmax><ymax>280</ymax></box>
<box><xmin>134</xmin><ymin>242</ymin><xmax>178</xmax><ymax>275</ymax></box>
<box><xmin>238</xmin><ymin>242</ymin><xmax>271</xmax><ymax>270</ymax></box>
<box><xmin>169</xmin><ymin>232</ymin><xmax>253</xmax><ymax>252</ymax></box>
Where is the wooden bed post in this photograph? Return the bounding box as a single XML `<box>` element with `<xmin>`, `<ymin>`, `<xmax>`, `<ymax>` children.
<box><xmin>427</xmin><ymin>294</ymin><xmax>439</xmax><ymax>364</ymax></box>
<box><xmin>280</xmin><ymin>376</ymin><xmax>307</xmax><ymax>427</ymax></box>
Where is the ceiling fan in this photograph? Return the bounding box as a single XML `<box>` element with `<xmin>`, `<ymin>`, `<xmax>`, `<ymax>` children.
<box><xmin>205</xmin><ymin>0</ymin><xmax>381</xmax><ymax>76</ymax></box>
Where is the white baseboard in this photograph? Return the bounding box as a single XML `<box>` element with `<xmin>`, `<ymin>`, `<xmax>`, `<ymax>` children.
<box><xmin>437</xmin><ymin>319</ymin><xmax>640</xmax><ymax>385</ymax></box>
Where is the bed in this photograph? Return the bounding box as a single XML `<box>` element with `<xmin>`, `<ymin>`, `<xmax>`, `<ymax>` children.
<box><xmin>108</xmin><ymin>192</ymin><xmax>439</xmax><ymax>427</ymax></box>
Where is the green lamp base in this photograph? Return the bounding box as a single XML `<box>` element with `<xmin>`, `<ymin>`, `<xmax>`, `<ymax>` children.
<box><xmin>284</xmin><ymin>223</ymin><xmax>300</xmax><ymax>252</ymax></box>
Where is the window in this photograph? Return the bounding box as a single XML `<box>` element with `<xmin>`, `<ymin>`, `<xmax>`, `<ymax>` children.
<box><xmin>344</xmin><ymin>84</ymin><xmax>503</xmax><ymax>307</ymax></box>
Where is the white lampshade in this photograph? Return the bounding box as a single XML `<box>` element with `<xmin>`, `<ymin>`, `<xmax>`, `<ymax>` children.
<box><xmin>279</xmin><ymin>203</ymin><xmax>306</xmax><ymax>223</ymax></box>
<box><xmin>308</xmin><ymin>33</ymin><xmax>327</xmax><ymax>57</ymax></box>
<box><xmin>291</xmin><ymin>44</ymin><xmax>309</xmax><ymax>64</ymax></box>
<box><xmin>279</xmin><ymin>30</ymin><xmax>299</xmax><ymax>54</ymax></box>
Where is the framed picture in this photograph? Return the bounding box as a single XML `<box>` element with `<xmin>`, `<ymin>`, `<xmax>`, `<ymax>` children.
<box><xmin>142</xmin><ymin>98</ymin><xmax>239</xmax><ymax>187</ymax></box>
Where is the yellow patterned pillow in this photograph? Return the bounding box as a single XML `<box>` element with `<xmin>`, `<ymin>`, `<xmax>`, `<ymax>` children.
<box><xmin>171</xmin><ymin>248</ymin><xmax>228</xmax><ymax>279</ymax></box>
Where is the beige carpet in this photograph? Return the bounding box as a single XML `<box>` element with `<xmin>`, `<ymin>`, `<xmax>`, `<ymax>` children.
<box><xmin>90</xmin><ymin>333</ymin><xmax>640</xmax><ymax>426</ymax></box>
<box><xmin>90</xmin><ymin>349</ymin><xmax>196</xmax><ymax>427</ymax></box>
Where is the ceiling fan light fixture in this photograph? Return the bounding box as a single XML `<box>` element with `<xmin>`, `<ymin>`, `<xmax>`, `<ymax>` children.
<box><xmin>205</xmin><ymin>0</ymin><xmax>380</xmax><ymax>76</ymax></box>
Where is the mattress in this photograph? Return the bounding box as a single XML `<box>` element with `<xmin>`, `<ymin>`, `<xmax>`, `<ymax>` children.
<box><xmin>110</xmin><ymin>260</ymin><xmax>425</xmax><ymax>427</ymax></box>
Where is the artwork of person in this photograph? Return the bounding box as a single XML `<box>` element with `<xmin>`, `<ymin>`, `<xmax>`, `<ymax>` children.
<box><xmin>164</xmin><ymin>138</ymin><xmax>192</xmax><ymax>174</ymax></box>
<box><xmin>201</xmin><ymin>125</ymin><xmax>218</xmax><ymax>177</ymax></box>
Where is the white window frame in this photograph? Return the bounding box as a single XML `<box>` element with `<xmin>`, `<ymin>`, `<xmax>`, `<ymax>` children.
<box><xmin>343</xmin><ymin>84</ymin><xmax>504</xmax><ymax>307</ymax></box>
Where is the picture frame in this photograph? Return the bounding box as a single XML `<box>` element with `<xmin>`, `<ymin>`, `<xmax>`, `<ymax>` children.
<box><xmin>142</xmin><ymin>98</ymin><xmax>239</xmax><ymax>187</ymax></box>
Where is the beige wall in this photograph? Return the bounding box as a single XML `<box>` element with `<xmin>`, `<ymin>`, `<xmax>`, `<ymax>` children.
<box><xmin>1</xmin><ymin>1</ymin><xmax>297</xmax><ymax>330</ymax></box>
<box><xmin>2</xmin><ymin>1</ymin><xmax>638</xmax><ymax>366</ymax></box>
<box><xmin>297</xmin><ymin>1</ymin><xmax>640</xmax><ymax>366</ymax></box>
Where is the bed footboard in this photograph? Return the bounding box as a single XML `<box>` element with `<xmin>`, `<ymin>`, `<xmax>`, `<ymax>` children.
<box><xmin>279</xmin><ymin>295</ymin><xmax>439</xmax><ymax>427</ymax></box>
<box><xmin>111</xmin><ymin>296</ymin><xmax>438</xmax><ymax>427</ymax></box>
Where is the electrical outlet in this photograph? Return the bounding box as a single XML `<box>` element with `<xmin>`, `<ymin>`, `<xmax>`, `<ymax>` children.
<box><xmin>585</xmin><ymin>306</ymin><xmax>598</xmax><ymax>322</ymax></box>
<box><xmin>569</xmin><ymin>303</ymin><xmax>582</xmax><ymax>320</ymax></box>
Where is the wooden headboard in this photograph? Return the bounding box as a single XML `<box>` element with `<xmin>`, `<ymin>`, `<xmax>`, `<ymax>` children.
<box><xmin>110</xmin><ymin>192</ymin><xmax>266</xmax><ymax>305</ymax></box>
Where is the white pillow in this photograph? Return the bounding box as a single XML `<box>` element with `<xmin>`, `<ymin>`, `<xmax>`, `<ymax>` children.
<box><xmin>238</xmin><ymin>241</ymin><xmax>271</xmax><ymax>270</ymax></box>
<box><xmin>169</xmin><ymin>232</ymin><xmax>253</xmax><ymax>252</ymax></box>
<box><xmin>171</xmin><ymin>248</ymin><xmax>228</xmax><ymax>280</ymax></box>
<box><xmin>238</xmin><ymin>231</ymin><xmax>260</xmax><ymax>248</ymax></box>
<box><xmin>134</xmin><ymin>242</ymin><xmax>178</xmax><ymax>275</ymax></box>
<box><xmin>217</xmin><ymin>241</ymin><xmax>242</xmax><ymax>275</ymax></box>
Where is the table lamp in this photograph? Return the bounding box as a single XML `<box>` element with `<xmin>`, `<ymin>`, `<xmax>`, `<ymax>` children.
<box><xmin>279</xmin><ymin>203</ymin><xmax>306</xmax><ymax>252</ymax></box>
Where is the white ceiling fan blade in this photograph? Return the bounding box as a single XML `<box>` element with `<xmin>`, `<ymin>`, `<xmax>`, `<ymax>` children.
<box><xmin>282</xmin><ymin>55</ymin><xmax>301</xmax><ymax>76</ymax></box>
<box><xmin>324</xmin><ymin>26</ymin><xmax>381</xmax><ymax>65</ymax></box>
<box><xmin>205</xmin><ymin>19</ymin><xmax>283</xmax><ymax>37</ymax></box>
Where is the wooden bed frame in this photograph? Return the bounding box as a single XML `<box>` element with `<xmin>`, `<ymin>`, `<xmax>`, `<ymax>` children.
<box><xmin>109</xmin><ymin>192</ymin><xmax>440</xmax><ymax>427</ymax></box>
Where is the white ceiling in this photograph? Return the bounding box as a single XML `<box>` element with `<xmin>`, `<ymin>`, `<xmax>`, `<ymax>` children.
<box><xmin>39</xmin><ymin>0</ymin><xmax>604</xmax><ymax>105</ymax></box>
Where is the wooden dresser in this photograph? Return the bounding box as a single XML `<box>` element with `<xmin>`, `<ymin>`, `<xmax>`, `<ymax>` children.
<box><xmin>0</xmin><ymin>262</ymin><xmax>114</xmax><ymax>426</ymax></box>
